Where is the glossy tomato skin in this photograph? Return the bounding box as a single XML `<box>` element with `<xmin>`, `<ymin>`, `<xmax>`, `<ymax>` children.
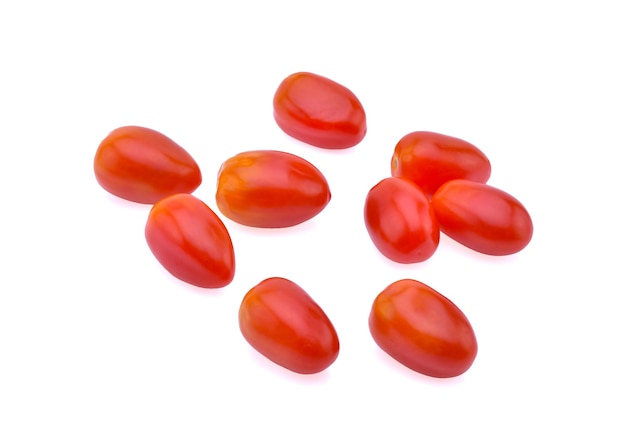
<box><xmin>369</xmin><ymin>279</ymin><xmax>478</xmax><ymax>378</ymax></box>
<box><xmin>94</xmin><ymin>126</ymin><xmax>201</xmax><ymax>204</ymax></box>
<box><xmin>145</xmin><ymin>194</ymin><xmax>235</xmax><ymax>288</ymax></box>
<box><xmin>432</xmin><ymin>180</ymin><xmax>533</xmax><ymax>255</ymax></box>
<box><xmin>239</xmin><ymin>277</ymin><xmax>340</xmax><ymax>374</ymax></box>
<box><xmin>273</xmin><ymin>72</ymin><xmax>366</xmax><ymax>149</ymax></box>
<box><xmin>391</xmin><ymin>131</ymin><xmax>491</xmax><ymax>196</ymax></box>
<box><xmin>364</xmin><ymin>177</ymin><xmax>439</xmax><ymax>263</ymax></box>
<box><xmin>216</xmin><ymin>150</ymin><xmax>331</xmax><ymax>228</ymax></box>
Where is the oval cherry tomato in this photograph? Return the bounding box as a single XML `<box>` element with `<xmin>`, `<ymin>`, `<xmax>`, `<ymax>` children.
<box><xmin>369</xmin><ymin>279</ymin><xmax>477</xmax><ymax>378</ymax></box>
<box><xmin>432</xmin><ymin>180</ymin><xmax>533</xmax><ymax>255</ymax></box>
<box><xmin>364</xmin><ymin>177</ymin><xmax>439</xmax><ymax>263</ymax></box>
<box><xmin>94</xmin><ymin>126</ymin><xmax>202</xmax><ymax>204</ymax></box>
<box><xmin>273</xmin><ymin>72</ymin><xmax>367</xmax><ymax>149</ymax></box>
<box><xmin>216</xmin><ymin>150</ymin><xmax>331</xmax><ymax>228</ymax></box>
<box><xmin>391</xmin><ymin>131</ymin><xmax>491</xmax><ymax>196</ymax></box>
<box><xmin>145</xmin><ymin>193</ymin><xmax>235</xmax><ymax>288</ymax></box>
<box><xmin>239</xmin><ymin>277</ymin><xmax>340</xmax><ymax>374</ymax></box>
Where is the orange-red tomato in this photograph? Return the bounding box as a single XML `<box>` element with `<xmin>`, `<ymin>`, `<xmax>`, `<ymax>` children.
<box><xmin>364</xmin><ymin>177</ymin><xmax>439</xmax><ymax>263</ymax></box>
<box><xmin>391</xmin><ymin>131</ymin><xmax>491</xmax><ymax>196</ymax></box>
<box><xmin>273</xmin><ymin>72</ymin><xmax>367</xmax><ymax>149</ymax></box>
<box><xmin>145</xmin><ymin>193</ymin><xmax>235</xmax><ymax>288</ymax></box>
<box><xmin>432</xmin><ymin>180</ymin><xmax>533</xmax><ymax>255</ymax></box>
<box><xmin>239</xmin><ymin>277</ymin><xmax>340</xmax><ymax>374</ymax></box>
<box><xmin>216</xmin><ymin>150</ymin><xmax>331</xmax><ymax>228</ymax></box>
<box><xmin>369</xmin><ymin>279</ymin><xmax>477</xmax><ymax>378</ymax></box>
<box><xmin>94</xmin><ymin>126</ymin><xmax>202</xmax><ymax>204</ymax></box>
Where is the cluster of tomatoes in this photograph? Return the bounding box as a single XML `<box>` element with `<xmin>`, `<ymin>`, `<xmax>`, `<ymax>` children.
<box><xmin>94</xmin><ymin>71</ymin><xmax>532</xmax><ymax>379</ymax></box>
<box><xmin>366</xmin><ymin>130</ymin><xmax>533</xmax><ymax>262</ymax></box>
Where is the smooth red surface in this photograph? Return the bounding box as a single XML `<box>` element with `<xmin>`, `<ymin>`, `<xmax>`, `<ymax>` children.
<box><xmin>145</xmin><ymin>194</ymin><xmax>235</xmax><ymax>288</ymax></box>
<box><xmin>364</xmin><ymin>177</ymin><xmax>439</xmax><ymax>263</ymax></box>
<box><xmin>239</xmin><ymin>277</ymin><xmax>340</xmax><ymax>374</ymax></box>
<box><xmin>391</xmin><ymin>131</ymin><xmax>491</xmax><ymax>196</ymax></box>
<box><xmin>273</xmin><ymin>72</ymin><xmax>366</xmax><ymax>149</ymax></box>
<box><xmin>94</xmin><ymin>126</ymin><xmax>201</xmax><ymax>204</ymax></box>
<box><xmin>216</xmin><ymin>150</ymin><xmax>331</xmax><ymax>228</ymax></box>
<box><xmin>369</xmin><ymin>279</ymin><xmax>478</xmax><ymax>378</ymax></box>
<box><xmin>432</xmin><ymin>180</ymin><xmax>533</xmax><ymax>255</ymax></box>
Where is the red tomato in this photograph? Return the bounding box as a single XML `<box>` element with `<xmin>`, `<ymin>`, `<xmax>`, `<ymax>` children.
<box><xmin>94</xmin><ymin>126</ymin><xmax>202</xmax><ymax>204</ymax></box>
<box><xmin>391</xmin><ymin>131</ymin><xmax>491</xmax><ymax>196</ymax></box>
<box><xmin>273</xmin><ymin>72</ymin><xmax>366</xmax><ymax>149</ymax></box>
<box><xmin>364</xmin><ymin>177</ymin><xmax>439</xmax><ymax>263</ymax></box>
<box><xmin>432</xmin><ymin>180</ymin><xmax>533</xmax><ymax>255</ymax></box>
<box><xmin>145</xmin><ymin>193</ymin><xmax>235</xmax><ymax>288</ymax></box>
<box><xmin>369</xmin><ymin>279</ymin><xmax>478</xmax><ymax>378</ymax></box>
<box><xmin>239</xmin><ymin>277</ymin><xmax>340</xmax><ymax>374</ymax></box>
<box><xmin>216</xmin><ymin>150</ymin><xmax>331</xmax><ymax>228</ymax></box>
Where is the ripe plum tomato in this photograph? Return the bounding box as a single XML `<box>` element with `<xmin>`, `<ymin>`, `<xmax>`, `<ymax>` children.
<box><xmin>145</xmin><ymin>193</ymin><xmax>235</xmax><ymax>288</ymax></box>
<box><xmin>216</xmin><ymin>150</ymin><xmax>331</xmax><ymax>228</ymax></box>
<box><xmin>432</xmin><ymin>180</ymin><xmax>533</xmax><ymax>255</ymax></box>
<box><xmin>391</xmin><ymin>131</ymin><xmax>491</xmax><ymax>196</ymax></box>
<box><xmin>369</xmin><ymin>279</ymin><xmax>478</xmax><ymax>378</ymax></box>
<box><xmin>94</xmin><ymin>126</ymin><xmax>201</xmax><ymax>204</ymax></box>
<box><xmin>273</xmin><ymin>72</ymin><xmax>366</xmax><ymax>149</ymax></box>
<box><xmin>239</xmin><ymin>277</ymin><xmax>340</xmax><ymax>375</ymax></box>
<box><xmin>364</xmin><ymin>177</ymin><xmax>439</xmax><ymax>264</ymax></box>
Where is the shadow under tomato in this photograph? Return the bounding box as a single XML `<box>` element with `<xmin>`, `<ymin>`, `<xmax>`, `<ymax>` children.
<box><xmin>102</xmin><ymin>191</ymin><xmax>154</xmax><ymax>212</ymax></box>
<box><xmin>275</xmin><ymin>131</ymin><xmax>361</xmax><ymax>159</ymax></box>
<box><xmin>243</xmin><ymin>346</ymin><xmax>334</xmax><ymax>385</ymax></box>
<box><xmin>365</xmin><ymin>238</ymin><xmax>442</xmax><ymax>273</ymax></box>
<box><xmin>148</xmin><ymin>258</ymin><xmax>232</xmax><ymax>296</ymax></box>
<box><xmin>438</xmin><ymin>233</ymin><xmax>526</xmax><ymax>265</ymax></box>
<box><xmin>222</xmin><ymin>215</ymin><xmax>324</xmax><ymax>239</ymax></box>
<box><xmin>371</xmin><ymin>346</ymin><xmax>468</xmax><ymax>385</ymax></box>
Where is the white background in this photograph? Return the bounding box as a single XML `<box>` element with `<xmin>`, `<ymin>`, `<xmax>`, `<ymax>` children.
<box><xmin>1</xmin><ymin>1</ymin><xmax>625</xmax><ymax>439</ymax></box>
